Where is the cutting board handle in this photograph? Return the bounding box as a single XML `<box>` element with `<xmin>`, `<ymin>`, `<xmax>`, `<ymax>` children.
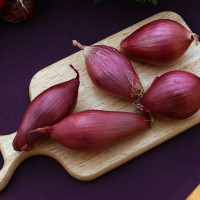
<box><xmin>0</xmin><ymin>133</ymin><xmax>25</xmax><ymax>191</ymax></box>
<box><xmin>0</xmin><ymin>133</ymin><xmax>53</xmax><ymax>191</ymax></box>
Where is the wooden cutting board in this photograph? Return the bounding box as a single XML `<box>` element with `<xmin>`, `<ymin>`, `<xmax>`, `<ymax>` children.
<box><xmin>186</xmin><ymin>184</ymin><xmax>200</xmax><ymax>200</ymax></box>
<box><xmin>0</xmin><ymin>11</ymin><xmax>200</xmax><ymax>191</ymax></box>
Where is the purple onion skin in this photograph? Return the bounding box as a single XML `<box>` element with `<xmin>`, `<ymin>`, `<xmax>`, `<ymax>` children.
<box><xmin>29</xmin><ymin>110</ymin><xmax>150</xmax><ymax>152</ymax></box>
<box><xmin>0</xmin><ymin>0</ymin><xmax>37</xmax><ymax>23</ymax></box>
<box><xmin>13</xmin><ymin>65</ymin><xmax>80</xmax><ymax>151</ymax></box>
<box><xmin>73</xmin><ymin>41</ymin><xmax>143</xmax><ymax>101</ymax></box>
<box><xmin>120</xmin><ymin>19</ymin><xmax>199</xmax><ymax>65</ymax></box>
<box><xmin>138</xmin><ymin>70</ymin><xmax>200</xmax><ymax>120</ymax></box>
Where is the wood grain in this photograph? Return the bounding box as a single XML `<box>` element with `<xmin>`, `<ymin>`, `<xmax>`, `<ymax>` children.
<box><xmin>0</xmin><ymin>11</ymin><xmax>200</xmax><ymax>192</ymax></box>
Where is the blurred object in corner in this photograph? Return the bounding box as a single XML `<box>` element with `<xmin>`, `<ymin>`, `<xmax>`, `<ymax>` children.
<box><xmin>0</xmin><ymin>0</ymin><xmax>37</xmax><ymax>23</ymax></box>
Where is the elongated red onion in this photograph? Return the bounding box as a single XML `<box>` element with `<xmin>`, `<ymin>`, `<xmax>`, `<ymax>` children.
<box><xmin>73</xmin><ymin>40</ymin><xmax>143</xmax><ymax>101</ymax></box>
<box><xmin>13</xmin><ymin>65</ymin><xmax>80</xmax><ymax>151</ymax></box>
<box><xmin>28</xmin><ymin>110</ymin><xmax>150</xmax><ymax>152</ymax></box>
<box><xmin>0</xmin><ymin>0</ymin><xmax>6</xmax><ymax>11</ymax></box>
<box><xmin>137</xmin><ymin>70</ymin><xmax>200</xmax><ymax>120</ymax></box>
<box><xmin>120</xmin><ymin>19</ymin><xmax>199</xmax><ymax>65</ymax></box>
<box><xmin>0</xmin><ymin>0</ymin><xmax>37</xmax><ymax>23</ymax></box>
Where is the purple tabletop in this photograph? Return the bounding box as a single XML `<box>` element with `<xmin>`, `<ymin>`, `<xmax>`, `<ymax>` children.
<box><xmin>0</xmin><ymin>0</ymin><xmax>200</xmax><ymax>199</ymax></box>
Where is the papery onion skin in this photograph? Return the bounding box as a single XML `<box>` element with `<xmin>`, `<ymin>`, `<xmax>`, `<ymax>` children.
<box><xmin>0</xmin><ymin>0</ymin><xmax>37</xmax><ymax>23</ymax></box>
<box><xmin>73</xmin><ymin>40</ymin><xmax>143</xmax><ymax>101</ymax></box>
<box><xmin>13</xmin><ymin>65</ymin><xmax>80</xmax><ymax>151</ymax></box>
<box><xmin>137</xmin><ymin>70</ymin><xmax>200</xmax><ymax>120</ymax></box>
<box><xmin>120</xmin><ymin>19</ymin><xmax>199</xmax><ymax>65</ymax></box>
<box><xmin>28</xmin><ymin>110</ymin><xmax>150</xmax><ymax>152</ymax></box>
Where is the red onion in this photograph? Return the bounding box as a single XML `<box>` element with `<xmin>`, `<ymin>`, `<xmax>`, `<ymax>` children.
<box><xmin>137</xmin><ymin>70</ymin><xmax>200</xmax><ymax>120</ymax></box>
<box><xmin>73</xmin><ymin>40</ymin><xmax>143</xmax><ymax>101</ymax></box>
<box><xmin>28</xmin><ymin>110</ymin><xmax>150</xmax><ymax>152</ymax></box>
<box><xmin>0</xmin><ymin>0</ymin><xmax>37</xmax><ymax>23</ymax></box>
<box><xmin>13</xmin><ymin>65</ymin><xmax>80</xmax><ymax>151</ymax></box>
<box><xmin>120</xmin><ymin>19</ymin><xmax>199</xmax><ymax>65</ymax></box>
<box><xmin>0</xmin><ymin>0</ymin><xmax>6</xmax><ymax>11</ymax></box>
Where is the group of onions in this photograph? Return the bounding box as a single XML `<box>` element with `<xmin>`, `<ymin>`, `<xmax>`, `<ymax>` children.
<box><xmin>13</xmin><ymin>19</ymin><xmax>200</xmax><ymax>152</ymax></box>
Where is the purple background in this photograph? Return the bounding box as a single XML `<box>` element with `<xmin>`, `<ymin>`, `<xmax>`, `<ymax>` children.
<box><xmin>0</xmin><ymin>0</ymin><xmax>200</xmax><ymax>199</ymax></box>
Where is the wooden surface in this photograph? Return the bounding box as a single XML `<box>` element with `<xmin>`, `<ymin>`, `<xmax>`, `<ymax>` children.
<box><xmin>186</xmin><ymin>184</ymin><xmax>200</xmax><ymax>200</ymax></box>
<box><xmin>0</xmin><ymin>11</ymin><xmax>200</xmax><ymax>191</ymax></box>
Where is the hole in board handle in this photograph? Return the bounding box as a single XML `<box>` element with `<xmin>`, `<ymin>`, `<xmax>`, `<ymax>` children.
<box><xmin>0</xmin><ymin>151</ymin><xmax>3</xmax><ymax>170</ymax></box>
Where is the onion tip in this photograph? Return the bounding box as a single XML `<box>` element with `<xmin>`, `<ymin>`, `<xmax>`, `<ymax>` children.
<box><xmin>69</xmin><ymin>64</ymin><xmax>79</xmax><ymax>79</ymax></box>
<box><xmin>72</xmin><ymin>40</ymin><xmax>86</xmax><ymax>50</ymax></box>
<box><xmin>28</xmin><ymin>127</ymin><xmax>51</xmax><ymax>136</ymax></box>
